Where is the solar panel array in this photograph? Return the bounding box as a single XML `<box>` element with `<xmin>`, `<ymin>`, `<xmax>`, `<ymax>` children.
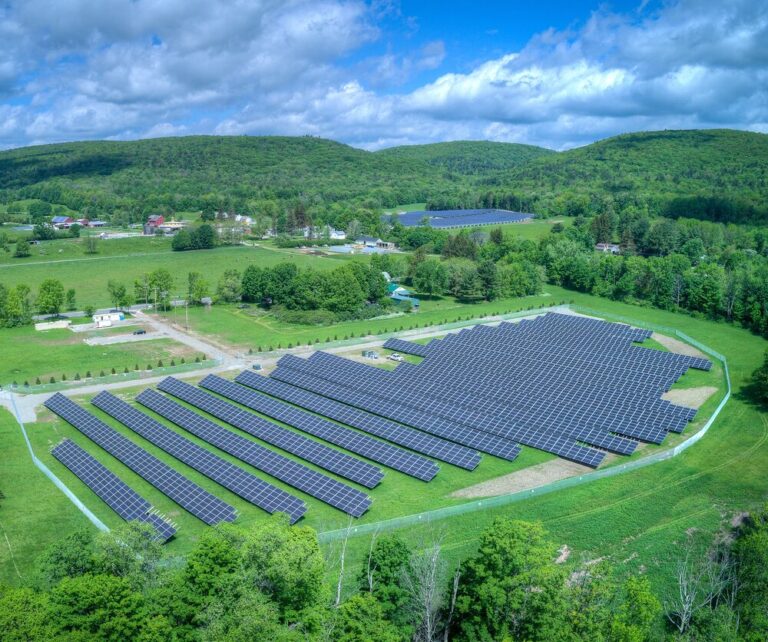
<box><xmin>234</xmin><ymin>369</ymin><xmax>481</xmax><ymax>470</ymax></box>
<box><xmin>389</xmin><ymin>209</ymin><xmax>533</xmax><ymax>228</ymax></box>
<box><xmin>91</xmin><ymin>391</ymin><xmax>307</xmax><ymax>523</ymax></box>
<box><xmin>270</xmin><ymin>356</ymin><xmax>523</xmax><ymax>461</ymax></box>
<box><xmin>156</xmin><ymin>377</ymin><xmax>375</xmax><ymax>516</ymax></box>
<box><xmin>45</xmin><ymin>393</ymin><xmax>237</xmax><ymax>525</ymax></box>
<box><xmin>381</xmin><ymin>312</ymin><xmax>710</xmax><ymax>455</ymax></box>
<box><xmin>51</xmin><ymin>438</ymin><xmax>176</xmax><ymax>541</ymax></box>
<box><xmin>199</xmin><ymin>374</ymin><xmax>439</xmax><ymax>481</ymax></box>
<box><xmin>275</xmin><ymin>353</ymin><xmax>605</xmax><ymax>466</ymax></box>
<box><xmin>136</xmin><ymin>389</ymin><xmax>372</xmax><ymax>517</ymax></box>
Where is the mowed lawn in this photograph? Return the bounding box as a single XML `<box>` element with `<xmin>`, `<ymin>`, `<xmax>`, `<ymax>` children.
<box><xmin>0</xmin><ymin>326</ymin><xmax>200</xmax><ymax>385</ymax></box>
<box><xmin>0</xmin><ymin>240</ymin><xmax>361</xmax><ymax>307</ymax></box>
<box><xmin>158</xmin><ymin>291</ymin><xmax>565</xmax><ymax>352</ymax></box>
<box><xmin>0</xmin><ymin>408</ymin><xmax>92</xmax><ymax>586</ymax></box>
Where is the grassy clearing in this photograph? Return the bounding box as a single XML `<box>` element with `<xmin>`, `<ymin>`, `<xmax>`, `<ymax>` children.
<box><xmin>0</xmin><ymin>409</ymin><xmax>92</xmax><ymax>585</ymax></box>
<box><xmin>472</xmin><ymin>217</ymin><xmax>573</xmax><ymax>239</ymax></box>
<box><xmin>0</xmin><ymin>326</ymin><xmax>199</xmax><ymax>385</ymax></box>
<box><xmin>158</xmin><ymin>292</ymin><xmax>560</xmax><ymax>352</ymax></box>
<box><xmin>0</xmin><ymin>243</ymin><xmax>360</xmax><ymax>307</ymax></box>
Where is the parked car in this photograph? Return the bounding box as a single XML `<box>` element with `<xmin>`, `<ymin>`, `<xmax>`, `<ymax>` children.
<box><xmin>389</xmin><ymin>353</ymin><xmax>404</xmax><ymax>362</ymax></box>
<box><xmin>132</xmin><ymin>329</ymin><xmax>147</xmax><ymax>335</ymax></box>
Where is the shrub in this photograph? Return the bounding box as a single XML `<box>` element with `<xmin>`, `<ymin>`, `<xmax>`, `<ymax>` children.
<box><xmin>134</xmin><ymin>364</ymin><xmax>139</xmax><ymax>371</ymax></box>
<box><xmin>124</xmin><ymin>367</ymin><xmax>129</xmax><ymax>373</ymax></box>
<box><xmin>49</xmin><ymin>376</ymin><xmax>55</xmax><ymax>384</ymax></box>
<box><xmin>23</xmin><ymin>381</ymin><xmax>29</xmax><ymax>387</ymax></box>
<box><xmin>157</xmin><ymin>360</ymin><xmax>163</xmax><ymax>368</ymax></box>
<box><xmin>61</xmin><ymin>374</ymin><xmax>67</xmax><ymax>381</ymax></box>
<box><xmin>147</xmin><ymin>364</ymin><xmax>153</xmax><ymax>370</ymax></box>
<box><xmin>35</xmin><ymin>377</ymin><xmax>41</xmax><ymax>385</ymax></box>
<box><xmin>194</xmin><ymin>357</ymin><xmax>200</xmax><ymax>363</ymax></box>
<box><xmin>287</xmin><ymin>343</ymin><xmax>293</xmax><ymax>349</ymax></box>
<box><xmin>74</xmin><ymin>373</ymin><xmax>80</xmax><ymax>381</ymax></box>
<box><xmin>170</xmin><ymin>359</ymin><xmax>175</xmax><ymax>366</ymax></box>
<box><xmin>180</xmin><ymin>357</ymin><xmax>185</xmax><ymax>364</ymax></box>
<box><xmin>111</xmin><ymin>367</ymin><xmax>116</xmax><ymax>375</ymax></box>
<box><xmin>86</xmin><ymin>371</ymin><xmax>91</xmax><ymax>378</ymax></box>
<box><xmin>248</xmin><ymin>348</ymin><xmax>253</xmax><ymax>355</ymax></box>
<box><xmin>100</xmin><ymin>370</ymin><xmax>105</xmax><ymax>377</ymax></box>
<box><xmin>257</xmin><ymin>346</ymin><xmax>262</xmax><ymax>352</ymax></box>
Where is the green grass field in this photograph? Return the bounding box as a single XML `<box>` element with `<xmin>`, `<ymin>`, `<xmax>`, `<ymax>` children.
<box><xmin>0</xmin><ymin>409</ymin><xmax>93</xmax><ymax>585</ymax></box>
<box><xmin>158</xmin><ymin>292</ymin><xmax>559</xmax><ymax>352</ymax></box>
<box><xmin>0</xmin><ymin>241</ymin><xmax>360</xmax><ymax>307</ymax></box>
<box><xmin>0</xmin><ymin>326</ymin><xmax>200</xmax><ymax>386</ymax></box>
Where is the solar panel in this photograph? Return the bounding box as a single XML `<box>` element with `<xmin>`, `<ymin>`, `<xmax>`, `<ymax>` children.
<box><xmin>44</xmin><ymin>393</ymin><xmax>237</xmax><ymax>525</ymax></box>
<box><xmin>282</xmin><ymin>353</ymin><xmax>607</xmax><ymax>467</ymax></box>
<box><xmin>51</xmin><ymin>438</ymin><xmax>176</xmax><ymax>541</ymax></box>
<box><xmin>157</xmin><ymin>377</ymin><xmax>382</xmax><ymax>489</ymax></box>
<box><xmin>199</xmin><ymin>374</ymin><xmax>439</xmax><ymax>481</ymax></box>
<box><xmin>136</xmin><ymin>388</ymin><xmax>372</xmax><ymax>517</ymax></box>
<box><xmin>383</xmin><ymin>338</ymin><xmax>431</xmax><ymax>358</ymax></box>
<box><xmin>234</xmin><ymin>369</ymin><xmax>481</xmax><ymax>470</ymax></box>
<box><xmin>269</xmin><ymin>360</ymin><xmax>522</xmax><ymax>461</ymax></box>
<box><xmin>389</xmin><ymin>209</ymin><xmax>533</xmax><ymax>228</ymax></box>
<box><xmin>91</xmin><ymin>391</ymin><xmax>307</xmax><ymax>524</ymax></box>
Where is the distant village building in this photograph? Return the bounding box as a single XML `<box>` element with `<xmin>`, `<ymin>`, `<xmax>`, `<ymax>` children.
<box><xmin>302</xmin><ymin>225</ymin><xmax>346</xmax><ymax>240</ymax></box>
<box><xmin>595</xmin><ymin>243</ymin><xmax>621</xmax><ymax>254</ymax></box>
<box><xmin>51</xmin><ymin>216</ymin><xmax>74</xmax><ymax>229</ymax></box>
<box><xmin>356</xmin><ymin>236</ymin><xmax>396</xmax><ymax>250</ymax></box>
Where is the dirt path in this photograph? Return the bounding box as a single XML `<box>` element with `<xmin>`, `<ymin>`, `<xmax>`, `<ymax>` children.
<box><xmin>652</xmin><ymin>332</ymin><xmax>707</xmax><ymax>359</ymax></box>
<box><xmin>662</xmin><ymin>386</ymin><xmax>718</xmax><ymax>409</ymax></box>
<box><xmin>450</xmin><ymin>459</ymin><xmax>592</xmax><ymax>499</ymax></box>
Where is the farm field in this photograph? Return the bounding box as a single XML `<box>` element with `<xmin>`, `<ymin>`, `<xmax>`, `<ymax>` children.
<box><xmin>157</xmin><ymin>291</ymin><xmax>562</xmax><ymax>352</ymax></box>
<box><xmin>0</xmin><ymin>325</ymin><xmax>200</xmax><ymax>386</ymax></box>
<box><xmin>2</xmin><ymin>288</ymin><xmax>738</xmax><ymax>593</ymax></box>
<box><xmin>0</xmin><ymin>242</ymin><xmax>361</xmax><ymax>307</ymax></box>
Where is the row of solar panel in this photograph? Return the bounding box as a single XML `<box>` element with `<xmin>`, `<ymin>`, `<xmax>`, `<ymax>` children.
<box><xmin>278</xmin><ymin>352</ymin><xmax>607</xmax><ymax>466</ymax></box>
<box><xmin>389</xmin><ymin>209</ymin><xmax>533</xmax><ymax>228</ymax></box>
<box><xmin>47</xmin><ymin>364</ymin><xmax>489</xmax><ymax>530</ymax></box>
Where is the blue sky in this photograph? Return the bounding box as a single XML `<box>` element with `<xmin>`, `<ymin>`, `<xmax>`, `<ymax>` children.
<box><xmin>0</xmin><ymin>0</ymin><xmax>765</xmax><ymax>150</ymax></box>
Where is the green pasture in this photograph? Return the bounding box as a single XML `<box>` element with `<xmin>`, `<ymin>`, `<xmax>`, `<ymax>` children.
<box><xmin>0</xmin><ymin>325</ymin><xmax>199</xmax><ymax>386</ymax></box>
<box><xmin>0</xmin><ymin>242</ymin><xmax>359</xmax><ymax>307</ymax></box>
<box><xmin>157</xmin><ymin>291</ymin><xmax>560</xmax><ymax>352</ymax></box>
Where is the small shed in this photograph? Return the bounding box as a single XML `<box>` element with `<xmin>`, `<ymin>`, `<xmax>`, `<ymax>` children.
<box><xmin>93</xmin><ymin>312</ymin><xmax>125</xmax><ymax>328</ymax></box>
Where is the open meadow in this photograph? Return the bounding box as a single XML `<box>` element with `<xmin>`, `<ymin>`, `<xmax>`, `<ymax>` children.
<box><xmin>0</xmin><ymin>238</ymin><xmax>362</xmax><ymax>307</ymax></box>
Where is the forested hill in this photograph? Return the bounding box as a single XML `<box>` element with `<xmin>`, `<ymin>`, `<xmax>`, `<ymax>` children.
<box><xmin>479</xmin><ymin>129</ymin><xmax>768</xmax><ymax>223</ymax></box>
<box><xmin>0</xmin><ymin>136</ymin><xmax>447</xmax><ymax>215</ymax></box>
<box><xmin>1</xmin><ymin>129</ymin><xmax>766</xmax><ymax>225</ymax></box>
<box><xmin>375</xmin><ymin>140</ymin><xmax>554</xmax><ymax>174</ymax></box>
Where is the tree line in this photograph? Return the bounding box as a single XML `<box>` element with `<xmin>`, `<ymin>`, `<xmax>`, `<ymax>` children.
<box><xmin>2</xmin><ymin>505</ymin><xmax>767</xmax><ymax>641</ymax></box>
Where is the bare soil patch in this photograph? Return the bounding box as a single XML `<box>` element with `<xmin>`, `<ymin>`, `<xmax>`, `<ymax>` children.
<box><xmin>651</xmin><ymin>332</ymin><xmax>707</xmax><ymax>359</ymax></box>
<box><xmin>662</xmin><ymin>386</ymin><xmax>718</xmax><ymax>409</ymax></box>
<box><xmin>450</xmin><ymin>458</ymin><xmax>591</xmax><ymax>499</ymax></box>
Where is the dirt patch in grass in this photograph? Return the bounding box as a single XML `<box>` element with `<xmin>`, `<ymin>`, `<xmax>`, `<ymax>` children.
<box><xmin>662</xmin><ymin>386</ymin><xmax>718</xmax><ymax>409</ymax></box>
<box><xmin>651</xmin><ymin>332</ymin><xmax>707</xmax><ymax>359</ymax></box>
<box><xmin>450</xmin><ymin>459</ymin><xmax>591</xmax><ymax>499</ymax></box>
